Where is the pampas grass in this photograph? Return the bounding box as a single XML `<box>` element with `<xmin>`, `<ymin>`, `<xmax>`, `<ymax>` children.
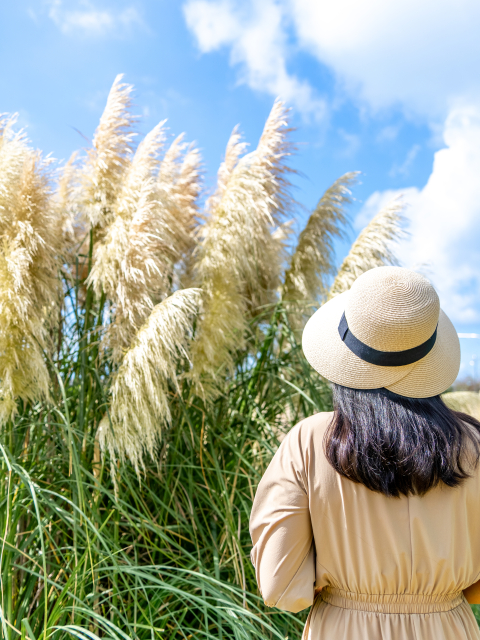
<box><xmin>282</xmin><ymin>172</ymin><xmax>357</xmax><ymax>328</ymax></box>
<box><xmin>83</xmin><ymin>79</ymin><xmax>203</xmax><ymax>360</ymax></box>
<box><xmin>191</xmin><ymin>101</ymin><xmax>294</xmax><ymax>390</ymax></box>
<box><xmin>329</xmin><ymin>198</ymin><xmax>406</xmax><ymax>298</ymax></box>
<box><xmin>98</xmin><ymin>288</ymin><xmax>201</xmax><ymax>477</ymax></box>
<box><xmin>0</xmin><ymin>121</ymin><xmax>61</xmax><ymax>425</ymax></box>
<box><xmin>206</xmin><ymin>125</ymin><xmax>247</xmax><ymax>214</ymax></box>
<box><xmin>86</xmin><ymin>120</ymin><xmax>175</xmax><ymax>358</ymax></box>
<box><xmin>0</xmin><ymin>77</ymin><xmax>417</xmax><ymax>638</ymax></box>
<box><xmin>56</xmin><ymin>151</ymin><xmax>79</xmax><ymax>245</ymax></box>
<box><xmin>157</xmin><ymin>133</ymin><xmax>202</xmax><ymax>268</ymax></box>
<box><xmin>82</xmin><ymin>74</ymin><xmax>136</xmax><ymax>229</ymax></box>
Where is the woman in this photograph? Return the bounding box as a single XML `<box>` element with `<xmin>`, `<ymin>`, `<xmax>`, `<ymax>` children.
<box><xmin>250</xmin><ymin>266</ymin><xmax>480</xmax><ymax>639</ymax></box>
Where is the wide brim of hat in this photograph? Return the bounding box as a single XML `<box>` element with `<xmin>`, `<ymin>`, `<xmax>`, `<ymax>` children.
<box><xmin>302</xmin><ymin>291</ymin><xmax>460</xmax><ymax>398</ymax></box>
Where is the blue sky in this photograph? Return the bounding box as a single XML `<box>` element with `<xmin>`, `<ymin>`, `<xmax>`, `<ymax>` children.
<box><xmin>2</xmin><ymin>0</ymin><xmax>480</xmax><ymax>381</ymax></box>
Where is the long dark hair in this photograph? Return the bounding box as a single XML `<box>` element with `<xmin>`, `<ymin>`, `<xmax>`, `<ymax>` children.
<box><xmin>325</xmin><ymin>384</ymin><xmax>480</xmax><ymax>497</ymax></box>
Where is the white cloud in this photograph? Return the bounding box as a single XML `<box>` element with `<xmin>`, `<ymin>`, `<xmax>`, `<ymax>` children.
<box><xmin>183</xmin><ymin>0</ymin><xmax>326</xmax><ymax>120</ymax></box>
<box><xmin>48</xmin><ymin>0</ymin><xmax>143</xmax><ymax>36</ymax></box>
<box><xmin>183</xmin><ymin>0</ymin><xmax>480</xmax><ymax>121</ymax></box>
<box><xmin>289</xmin><ymin>0</ymin><xmax>480</xmax><ymax>119</ymax></box>
<box><xmin>183</xmin><ymin>0</ymin><xmax>240</xmax><ymax>51</ymax></box>
<box><xmin>356</xmin><ymin>107</ymin><xmax>480</xmax><ymax>325</ymax></box>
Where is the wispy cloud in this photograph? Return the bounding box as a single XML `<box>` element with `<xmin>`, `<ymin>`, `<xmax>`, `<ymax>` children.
<box><xmin>47</xmin><ymin>0</ymin><xmax>144</xmax><ymax>36</ymax></box>
<box><xmin>337</xmin><ymin>129</ymin><xmax>360</xmax><ymax>158</ymax></box>
<box><xmin>183</xmin><ymin>0</ymin><xmax>326</xmax><ymax>121</ymax></box>
<box><xmin>389</xmin><ymin>144</ymin><xmax>420</xmax><ymax>178</ymax></box>
<box><xmin>376</xmin><ymin>124</ymin><xmax>401</xmax><ymax>144</ymax></box>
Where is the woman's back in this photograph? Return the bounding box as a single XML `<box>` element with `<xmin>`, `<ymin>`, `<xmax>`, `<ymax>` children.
<box><xmin>250</xmin><ymin>267</ymin><xmax>480</xmax><ymax>638</ymax></box>
<box><xmin>250</xmin><ymin>411</ymin><xmax>480</xmax><ymax>638</ymax></box>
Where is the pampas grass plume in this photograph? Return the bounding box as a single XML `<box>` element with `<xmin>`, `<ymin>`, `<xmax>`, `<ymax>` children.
<box><xmin>0</xmin><ymin>121</ymin><xmax>62</xmax><ymax>424</ymax></box>
<box><xmin>83</xmin><ymin>74</ymin><xmax>136</xmax><ymax>228</ymax></box>
<box><xmin>283</xmin><ymin>172</ymin><xmax>358</xmax><ymax>306</ymax></box>
<box><xmin>86</xmin><ymin>114</ymin><xmax>202</xmax><ymax>359</ymax></box>
<box><xmin>191</xmin><ymin>100</ymin><xmax>294</xmax><ymax>390</ymax></box>
<box><xmin>329</xmin><ymin>198</ymin><xmax>406</xmax><ymax>298</ymax></box>
<box><xmin>98</xmin><ymin>287</ymin><xmax>201</xmax><ymax>478</ymax></box>
<box><xmin>157</xmin><ymin>133</ymin><xmax>202</xmax><ymax>267</ymax></box>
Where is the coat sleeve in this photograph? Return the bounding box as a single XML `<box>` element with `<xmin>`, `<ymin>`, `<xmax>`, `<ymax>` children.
<box><xmin>249</xmin><ymin>422</ymin><xmax>315</xmax><ymax>613</ymax></box>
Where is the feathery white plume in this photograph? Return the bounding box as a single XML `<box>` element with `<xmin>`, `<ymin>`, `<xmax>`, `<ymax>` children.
<box><xmin>157</xmin><ymin>133</ymin><xmax>202</xmax><ymax>265</ymax></box>
<box><xmin>82</xmin><ymin>74</ymin><xmax>136</xmax><ymax>229</ymax></box>
<box><xmin>86</xmin><ymin>113</ymin><xmax>203</xmax><ymax>359</ymax></box>
<box><xmin>329</xmin><ymin>198</ymin><xmax>406</xmax><ymax>298</ymax></box>
<box><xmin>98</xmin><ymin>288</ymin><xmax>201</xmax><ymax>477</ymax></box>
<box><xmin>0</xmin><ymin>120</ymin><xmax>62</xmax><ymax>423</ymax></box>
<box><xmin>191</xmin><ymin>100</ymin><xmax>294</xmax><ymax>391</ymax></box>
<box><xmin>283</xmin><ymin>172</ymin><xmax>358</xmax><ymax>306</ymax></box>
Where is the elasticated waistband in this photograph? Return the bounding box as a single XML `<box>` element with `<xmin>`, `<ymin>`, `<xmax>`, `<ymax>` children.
<box><xmin>321</xmin><ymin>587</ymin><xmax>465</xmax><ymax>614</ymax></box>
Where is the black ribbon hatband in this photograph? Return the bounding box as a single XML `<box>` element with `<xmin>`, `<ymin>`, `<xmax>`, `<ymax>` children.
<box><xmin>338</xmin><ymin>311</ymin><xmax>437</xmax><ymax>367</ymax></box>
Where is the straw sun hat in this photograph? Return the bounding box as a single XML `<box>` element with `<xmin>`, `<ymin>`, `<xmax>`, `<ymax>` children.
<box><xmin>302</xmin><ymin>266</ymin><xmax>460</xmax><ymax>398</ymax></box>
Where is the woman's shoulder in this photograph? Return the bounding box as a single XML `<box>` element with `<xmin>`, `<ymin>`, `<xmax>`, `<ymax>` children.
<box><xmin>277</xmin><ymin>412</ymin><xmax>336</xmax><ymax>485</ymax></box>
<box><xmin>282</xmin><ymin>411</ymin><xmax>334</xmax><ymax>452</ymax></box>
<box><xmin>297</xmin><ymin>411</ymin><xmax>334</xmax><ymax>437</ymax></box>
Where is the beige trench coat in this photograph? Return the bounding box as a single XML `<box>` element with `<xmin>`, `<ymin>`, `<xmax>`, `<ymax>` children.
<box><xmin>249</xmin><ymin>412</ymin><xmax>480</xmax><ymax>639</ymax></box>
